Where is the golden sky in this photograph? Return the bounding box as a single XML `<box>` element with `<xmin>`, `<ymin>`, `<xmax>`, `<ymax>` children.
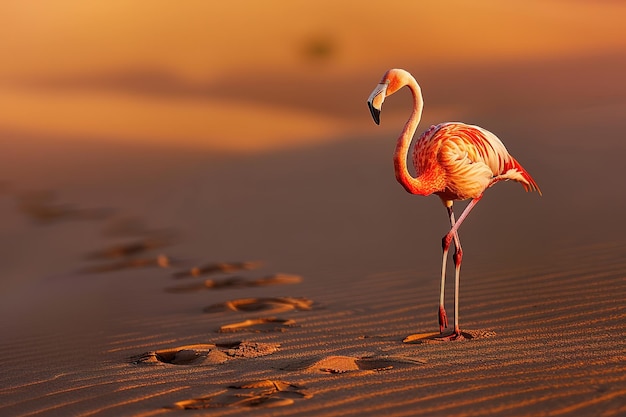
<box><xmin>1</xmin><ymin>0</ymin><xmax>624</xmax><ymax>151</ymax></box>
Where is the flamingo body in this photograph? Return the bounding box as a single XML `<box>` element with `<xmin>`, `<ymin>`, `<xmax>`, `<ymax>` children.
<box><xmin>367</xmin><ymin>68</ymin><xmax>540</xmax><ymax>340</ymax></box>
<box><xmin>412</xmin><ymin>122</ymin><xmax>540</xmax><ymax>202</ymax></box>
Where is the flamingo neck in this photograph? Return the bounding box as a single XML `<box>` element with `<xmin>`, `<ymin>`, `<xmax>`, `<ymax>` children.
<box><xmin>393</xmin><ymin>79</ymin><xmax>435</xmax><ymax>196</ymax></box>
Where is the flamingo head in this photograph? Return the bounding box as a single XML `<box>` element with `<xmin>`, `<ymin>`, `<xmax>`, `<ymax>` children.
<box><xmin>367</xmin><ymin>68</ymin><xmax>413</xmax><ymax>125</ymax></box>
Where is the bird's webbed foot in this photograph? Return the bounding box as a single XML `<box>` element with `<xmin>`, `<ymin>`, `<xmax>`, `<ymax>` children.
<box><xmin>436</xmin><ymin>327</ymin><xmax>465</xmax><ymax>342</ymax></box>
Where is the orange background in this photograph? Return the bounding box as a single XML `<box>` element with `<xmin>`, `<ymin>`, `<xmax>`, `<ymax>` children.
<box><xmin>1</xmin><ymin>0</ymin><xmax>625</xmax><ymax>152</ymax></box>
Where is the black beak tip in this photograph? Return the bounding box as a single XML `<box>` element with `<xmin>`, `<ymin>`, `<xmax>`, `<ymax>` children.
<box><xmin>367</xmin><ymin>102</ymin><xmax>381</xmax><ymax>125</ymax></box>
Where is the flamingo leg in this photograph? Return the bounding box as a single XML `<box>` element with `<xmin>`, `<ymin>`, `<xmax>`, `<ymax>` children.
<box><xmin>438</xmin><ymin>239</ymin><xmax>449</xmax><ymax>332</ymax></box>
<box><xmin>438</xmin><ymin>196</ymin><xmax>482</xmax><ymax>341</ymax></box>
<box><xmin>438</xmin><ymin>206</ymin><xmax>462</xmax><ymax>334</ymax></box>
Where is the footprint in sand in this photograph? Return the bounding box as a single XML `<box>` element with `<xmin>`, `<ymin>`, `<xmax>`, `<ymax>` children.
<box><xmin>403</xmin><ymin>329</ymin><xmax>497</xmax><ymax>344</ymax></box>
<box><xmin>130</xmin><ymin>341</ymin><xmax>280</xmax><ymax>366</ymax></box>
<box><xmin>172</xmin><ymin>261</ymin><xmax>262</xmax><ymax>278</ymax></box>
<box><xmin>167</xmin><ymin>380</ymin><xmax>311</xmax><ymax>410</ymax></box>
<box><xmin>282</xmin><ymin>354</ymin><xmax>426</xmax><ymax>374</ymax></box>
<box><xmin>16</xmin><ymin>189</ymin><xmax>112</xmax><ymax>224</ymax></box>
<box><xmin>78</xmin><ymin>235</ymin><xmax>177</xmax><ymax>273</ymax></box>
<box><xmin>165</xmin><ymin>273</ymin><xmax>302</xmax><ymax>293</ymax></box>
<box><xmin>217</xmin><ymin>318</ymin><xmax>296</xmax><ymax>333</ymax></box>
<box><xmin>204</xmin><ymin>297</ymin><xmax>313</xmax><ymax>314</ymax></box>
<box><xmin>85</xmin><ymin>236</ymin><xmax>175</xmax><ymax>260</ymax></box>
<box><xmin>78</xmin><ymin>254</ymin><xmax>172</xmax><ymax>273</ymax></box>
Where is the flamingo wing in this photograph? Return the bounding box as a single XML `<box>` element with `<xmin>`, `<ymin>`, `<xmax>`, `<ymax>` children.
<box><xmin>415</xmin><ymin>123</ymin><xmax>541</xmax><ymax>201</ymax></box>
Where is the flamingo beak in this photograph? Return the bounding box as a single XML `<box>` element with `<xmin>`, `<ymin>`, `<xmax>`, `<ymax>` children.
<box><xmin>367</xmin><ymin>83</ymin><xmax>387</xmax><ymax>125</ymax></box>
<box><xmin>368</xmin><ymin>101</ymin><xmax>381</xmax><ymax>125</ymax></box>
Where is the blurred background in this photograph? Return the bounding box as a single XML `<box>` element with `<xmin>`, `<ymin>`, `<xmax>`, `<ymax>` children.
<box><xmin>1</xmin><ymin>0</ymin><xmax>624</xmax><ymax>152</ymax></box>
<box><xmin>1</xmin><ymin>1</ymin><xmax>625</xmax><ymax>335</ymax></box>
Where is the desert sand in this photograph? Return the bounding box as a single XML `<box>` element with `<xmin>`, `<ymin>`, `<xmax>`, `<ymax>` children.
<box><xmin>1</xmin><ymin>2</ymin><xmax>626</xmax><ymax>416</ymax></box>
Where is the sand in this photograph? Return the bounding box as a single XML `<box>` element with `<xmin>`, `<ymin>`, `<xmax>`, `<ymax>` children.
<box><xmin>1</xmin><ymin>3</ymin><xmax>626</xmax><ymax>416</ymax></box>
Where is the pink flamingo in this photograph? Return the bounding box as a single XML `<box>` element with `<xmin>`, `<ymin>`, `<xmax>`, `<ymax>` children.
<box><xmin>367</xmin><ymin>69</ymin><xmax>541</xmax><ymax>341</ymax></box>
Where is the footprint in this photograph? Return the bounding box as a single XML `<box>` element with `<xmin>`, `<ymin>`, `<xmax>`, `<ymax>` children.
<box><xmin>282</xmin><ymin>354</ymin><xmax>425</xmax><ymax>374</ymax></box>
<box><xmin>172</xmin><ymin>261</ymin><xmax>262</xmax><ymax>278</ymax></box>
<box><xmin>165</xmin><ymin>273</ymin><xmax>302</xmax><ymax>293</ymax></box>
<box><xmin>17</xmin><ymin>190</ymin><xmax>112</xmax><ymax>224</ymax></box>
<box><xmin>85</xmin><ymin>236</ymin><xmax>174</xmax><ymax>260</ymax></box>
<box><xmin>79</xmin><ymin>235</ymin><xmax>177</xmax><ymax>273</ymax></box>
<box><xmin>403</xmin><ymin>329</ymin><xmax>497</xmax><ymax>344</ymax></box>
<box><xmin>167</xmin><ymin>380</ymin><xmax>311</xmax><ymax>410</ymax></box>
<box><xmin>218</xmin><ymin>318</ymin><xmax>296</xmax><ymax>333</ymax></box>
<box><xmin>131</xmin><ymin>344</ymin><xmax>229</xmax><ymax>366</ymax></box>
<box><xmin>130</xmin><ymin>341</ymin><xmax>280</xmax><ymax>365</ymax></box>
<box><xmin>204</xmin><ymin>297</ymin><xmax>313</xmax><ymax>314</ymax></box>
<box><xmin>77</xmin><ymin>254</ymin><xmax>172</xmax><ymax>274</ymax></box>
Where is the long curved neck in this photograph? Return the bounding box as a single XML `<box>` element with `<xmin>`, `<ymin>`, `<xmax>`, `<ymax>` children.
<box><xmin>393</xmin><ymin>78</ymin><xmax>432</xmax><ymax>195</ymax></box>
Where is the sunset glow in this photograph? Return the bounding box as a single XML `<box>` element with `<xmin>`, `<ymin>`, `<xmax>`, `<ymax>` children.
<box><xmin>1</xmin><ymin>0</ymin><xmax>624</xmax><ymax>151</ymax></box>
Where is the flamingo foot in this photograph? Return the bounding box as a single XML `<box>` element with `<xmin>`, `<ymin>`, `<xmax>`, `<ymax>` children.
<box><xmin>436</xmin><ymin>327</ymin><xmax>465</xmax><ymax>342</ymax></box>
<box><xmin>438</xmin><ymin>305</ymin><xmax>448</xmax><ymax>333</ymax></box>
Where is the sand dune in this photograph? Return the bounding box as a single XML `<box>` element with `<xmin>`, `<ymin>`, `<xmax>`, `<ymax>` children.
<box><xmin>1</xmin><ymin>120</ymin><xmax>625</xmax><ymax>415</ymax></box>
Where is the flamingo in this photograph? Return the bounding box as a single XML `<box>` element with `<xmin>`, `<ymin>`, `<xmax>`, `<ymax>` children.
<box><xmin>367</xmin><ymin>68</ymin><xmax>541</xmax><ymax>341</ymax></box>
